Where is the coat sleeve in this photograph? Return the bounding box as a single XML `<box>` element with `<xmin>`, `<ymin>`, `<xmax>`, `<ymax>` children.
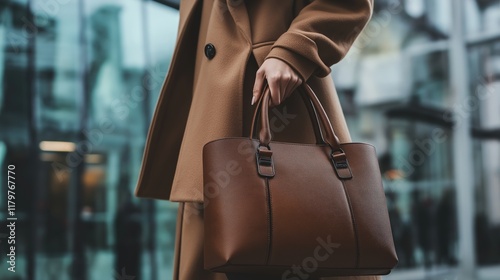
<box><xmin>264</xmin><ymin>0</ymin><xmax>374</xmax><ymax>81</ymax></box>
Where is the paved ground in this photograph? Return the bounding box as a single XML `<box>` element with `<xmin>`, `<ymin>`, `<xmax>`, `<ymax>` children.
<box><xmin>385</xmin><ymin>266</ymin><xmax>500</xmax><ymax>280</ymax></box>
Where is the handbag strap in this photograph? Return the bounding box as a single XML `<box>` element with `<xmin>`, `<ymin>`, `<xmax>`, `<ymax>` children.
<box><xmin>299</xmin><ymin>88</ymin><xmax>325</xmax><ymax>145</ymax></box>
<box><xmin>250</xmin><ymin>84</ymin><xmax>323</xmax><ymax>144</ymax></box>
<box><xmin>249</xmin><ymin>83</ymin><xmax>267</xmax><ymax>143</ymax></box>
<box><xmin>248</xmin><ymin>83</ymin><xmax>353</xmax><ymax>179</ymax></box>
<box><xmin>249</xmin><ymin>84</ymin><xmax>342</xmax><ymax>152</ymax></box>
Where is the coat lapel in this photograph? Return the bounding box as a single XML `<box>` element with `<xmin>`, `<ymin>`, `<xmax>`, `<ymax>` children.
<box><xmin>178</xmin><ymin>0</ymin><xmax>200</xmax><ymax>37</ymax></box>
<box><xmin>225</xmin><ymin>0</ymin><xmax>252</xmax><ymax>44</ymax></box>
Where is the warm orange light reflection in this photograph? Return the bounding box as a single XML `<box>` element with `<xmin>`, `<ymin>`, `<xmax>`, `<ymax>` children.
<box><xmin>39</xmin><ymin>141</ymin><xmax>76</xmax><ymax>152</ymax></box>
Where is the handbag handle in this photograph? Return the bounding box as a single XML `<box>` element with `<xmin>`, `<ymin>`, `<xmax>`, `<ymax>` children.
<box><xmin>248</xmin><ymin>83</ymin><xmax>353</xmax><ymax>179</ymax></box>
<box><xmin>249</xmin><ymin>83</ymin><xmax>342</xmax><ymax>152</ymax></box>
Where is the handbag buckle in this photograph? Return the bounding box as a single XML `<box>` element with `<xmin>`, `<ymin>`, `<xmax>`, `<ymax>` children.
<box><xmin>256</xmin><ymin>145</ymin><xmax>275</xmax><ymax>178</ymax></box>
<box><xmin>331</xmin><ymin>149</ymin><xmax>353</xmax><ymax>180</ymax></box>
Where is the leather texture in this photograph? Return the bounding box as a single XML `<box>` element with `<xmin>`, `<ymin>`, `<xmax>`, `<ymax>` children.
<box><xmin>174</xmin><ymin>201</ymin><xmax>383</xmax><ymax>280</ymax></box>
<box><xmin>202</xmin><ymin>84</ymin><xmax>398</xmax><ymax>277</ymax></box>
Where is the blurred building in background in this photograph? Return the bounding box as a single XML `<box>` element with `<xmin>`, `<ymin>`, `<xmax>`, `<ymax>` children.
<box><xmin>332</xmin><ymin>0</ymin><xmax>500</xmax><ymax>279</ymax></box>
<box><xmin>0</xmin><ymin>0</ymin><xmax>499</xmax><ymax>279</ymax></box>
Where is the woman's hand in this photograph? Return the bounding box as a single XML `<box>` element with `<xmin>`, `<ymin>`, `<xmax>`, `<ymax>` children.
<box><xmin>252</xmin><ymin>58</ymin><xmax>302</xmax><ymax>107</ymax></box>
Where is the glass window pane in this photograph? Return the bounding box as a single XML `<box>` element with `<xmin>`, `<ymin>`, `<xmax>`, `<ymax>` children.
<box><xmin>82</xmin><ymin>1</ymin><xmax>180</xmax><ymax>279</ymax></box>
<box><xmin>0</xmin><ymin>0</ymin><xmax>31</xmax><ymax>144</ymax></box>
<box><xmin>0</xmin><ymin>1</ymin><xmax>33</xmax><ymax>279</ymax></box>
<box><xmin>465</xmin><ymin>0</ymin><xmax>500</xmax><ymax>35</ymax></box>
<box><xmin>468</xmin><ymin>40</ymin><xmax>500</xmax><ymax>266</ymax></box>
<box><xmin>85</xmin><ymin>0</ymin><xmax>145</xmax><ymax>127</ymax></box>
<box><xmin>29</xmin><ymin>0</ymin><xmax>83</xmax><ymax>278</ymax></box>
<box><xmin>84</xmin><ymin>0</ymin><xmax>147</xmax><ymax>279</ymax></box>
<box><xmin>410</xmin><ymin>51</ymin><xmax>450</xmax><ymax>107</ymax></box>
<box><xmin>367</xmin><ymin>0</ymin><xmax>451</xmax><ymax>45</ymax></box>
<box><xmin>33</xmin><ymin>0</ymin><xmax>82</xmax><ymax>134</ymax></box>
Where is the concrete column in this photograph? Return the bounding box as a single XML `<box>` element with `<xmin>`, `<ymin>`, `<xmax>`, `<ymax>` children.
<box><xmin>449</xmin><ymin>0</ymin><xmax>476</xmax><ymax>278</ymax></box>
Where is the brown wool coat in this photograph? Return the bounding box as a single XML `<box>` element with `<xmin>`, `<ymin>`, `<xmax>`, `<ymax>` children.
<box><xmin>134</xmin><ymin>0</ymin><xmax>374</xmax><ymax>202</ymax></box>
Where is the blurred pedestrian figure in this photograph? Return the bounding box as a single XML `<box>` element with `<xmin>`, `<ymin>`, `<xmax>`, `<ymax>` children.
<box><xmin>436</xmin><ymin>188</ymin><xmax>457</xmax><ymax>266</ymax></box>
<box><xmin>399</xmin><ymin>222</ymin><xmax>416</xmax><ymax>268</ymax></box>
<box><xmin>411</xmin><ymin>189</ymin><xmax>434</xmax><ymax>268</ymax></box>
<box><xmin>114</xmin><ymin>190</ymin><xmax>142</xmax><ymax>278</ymax></box>
<box><xmin>386</xmin><ymin>191</ymin><xmax>404</xmax><ymax>263</ymax></box>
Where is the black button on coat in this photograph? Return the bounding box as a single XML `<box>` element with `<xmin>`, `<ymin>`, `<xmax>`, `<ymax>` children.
<box><xmin>204</xmin><ymin>43</ymin><xmax>216</xmax><ymax>59</ymax></box>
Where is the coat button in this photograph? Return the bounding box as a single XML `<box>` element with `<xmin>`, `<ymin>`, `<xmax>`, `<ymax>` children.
<box><xmin>204</xmin><ymin>43</ymin><xmax>216</xmax><ymax>59</ymax></box>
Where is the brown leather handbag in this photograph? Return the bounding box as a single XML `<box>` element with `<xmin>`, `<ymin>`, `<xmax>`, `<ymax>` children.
<box><xmin>202</xmin><ymin>84</ymin><xmax>398</xmax><ymax>277</ymax></box>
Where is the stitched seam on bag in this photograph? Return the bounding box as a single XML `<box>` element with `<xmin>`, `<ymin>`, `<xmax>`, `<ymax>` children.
<box><xmin>265</xmin><ymin>177</ymin><xmax>273</xmax><ymax>265</ymax></box>
<box><xmin>340</xmin><ymin>180</ymin><xmax>360</xmax><ymax>268</ymax></box>
<box><xmin>204</xmin><ymin>137</ymin><xmax>376</xmax><ymax>149</ymax></box>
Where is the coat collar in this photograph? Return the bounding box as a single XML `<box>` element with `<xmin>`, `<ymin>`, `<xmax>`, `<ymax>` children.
<box><xmin>179</xmin><ymin>0</ymin><xmax>252</xmax><ymax>45</ymax></box>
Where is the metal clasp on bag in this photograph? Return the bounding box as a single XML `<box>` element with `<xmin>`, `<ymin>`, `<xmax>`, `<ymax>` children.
<box><xmin>256</xmin><ymin>145</ymin><xmax>275</xmax><ymax>178</ymax></box>
<box><xmin>331</xmin><ymin>149</ymin><xmax>353</xmax><ymax>180</ymax></box>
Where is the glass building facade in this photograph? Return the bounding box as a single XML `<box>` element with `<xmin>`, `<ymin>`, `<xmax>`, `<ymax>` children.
<box><xmin>0</xmin><ymin>0</ymin><xmax>499</xmax><ymax>279</ymax></box>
